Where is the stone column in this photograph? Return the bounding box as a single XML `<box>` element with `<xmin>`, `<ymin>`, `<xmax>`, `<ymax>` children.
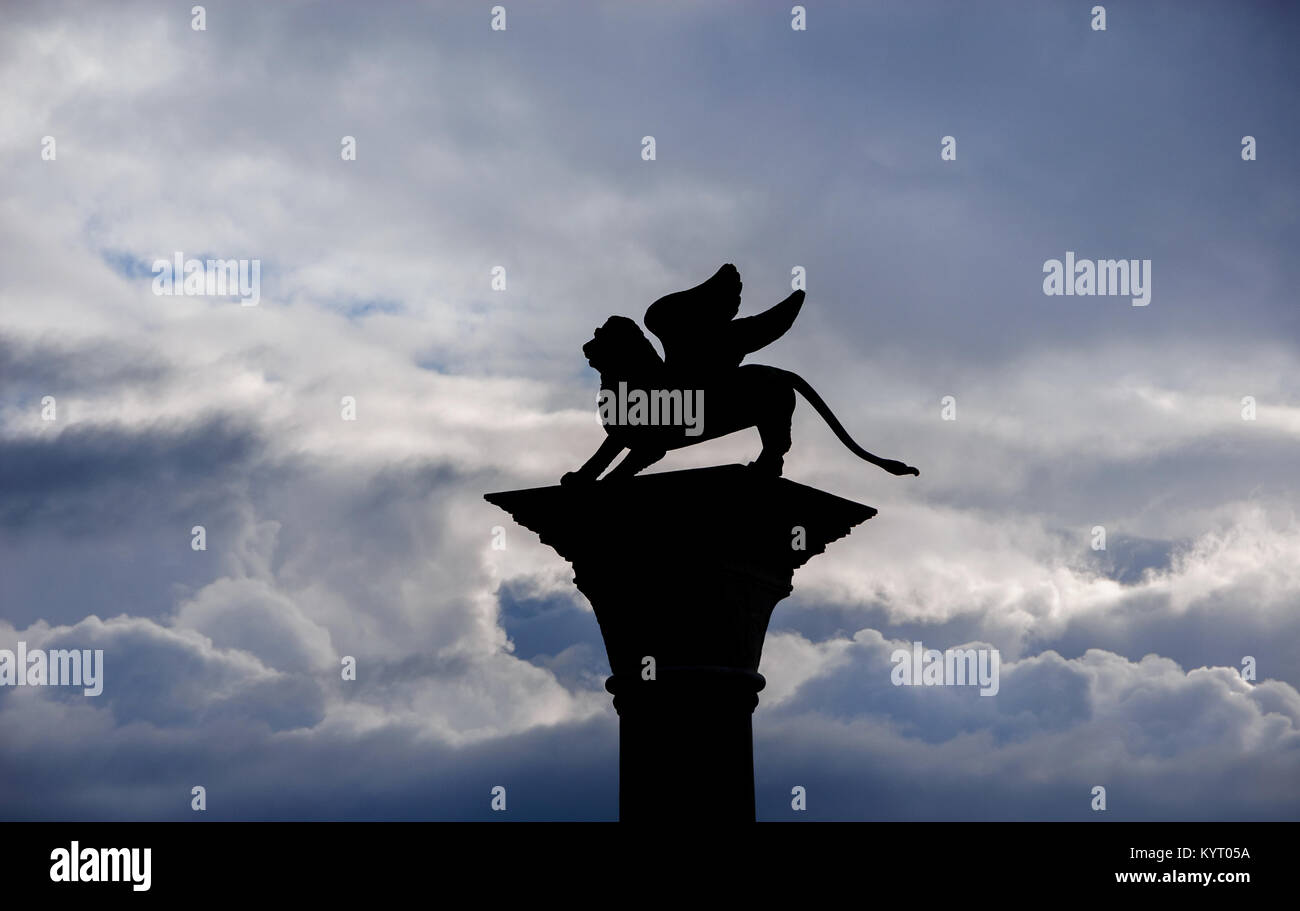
<box><xmin>486</xmin><ymin>464</ymin><xmax>875</xmax><ymax>821</ymax></box>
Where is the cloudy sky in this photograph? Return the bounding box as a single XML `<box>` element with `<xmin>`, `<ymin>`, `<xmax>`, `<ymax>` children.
<box><xmin>1</xmin><ymin>0</ymin><xmax>1297</xmax><ymax>820</ymax></box>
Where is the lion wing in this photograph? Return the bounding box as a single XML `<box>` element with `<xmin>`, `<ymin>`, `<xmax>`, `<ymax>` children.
<box><xmin>644</xmin><ymin>264</ymin><xmax>742</xmax><ymax>368</ymax></box>
<box><xmin>643</xmin><ymin>265</ymin><xmax>804</xmax><ymax>371</ymax></box>
<box><xmin>728</xmin><ymin>289</ymin><xmax>804</xmax><ymax>359</ymax></box>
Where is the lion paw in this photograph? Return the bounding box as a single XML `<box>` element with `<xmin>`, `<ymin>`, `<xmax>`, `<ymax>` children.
<box><xmin>746</xmin><ymin>457</ymin><xmax>785</xmax><ymax>478</ymax></box>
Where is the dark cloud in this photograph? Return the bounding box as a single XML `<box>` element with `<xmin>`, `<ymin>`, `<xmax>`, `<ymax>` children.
<box><xmin>0</xmin><ymin>690</ymin><xmax>619</xmax><ymax>820</ymax></box>
<box><xmin>0</xmin><ymin>415</ymin><xmax>261</xmax><ymax>532</ymax></box>
<box><xmin>0</xmin><ymin>333</ymin><xmax>171</xmax><ymax>401</ymax></box>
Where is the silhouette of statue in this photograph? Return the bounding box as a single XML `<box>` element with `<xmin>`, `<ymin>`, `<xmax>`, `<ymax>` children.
<box><xmin>562</xmin><ymin>263</ymin><xmax>921</xmax><ymax>485</ymax></box>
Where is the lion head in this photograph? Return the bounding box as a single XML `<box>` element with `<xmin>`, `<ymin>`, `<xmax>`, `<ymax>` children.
<box><xmin>582</xmin><ymin>316</ymin><xmax>664</xmax><ymax>376</ymax></box>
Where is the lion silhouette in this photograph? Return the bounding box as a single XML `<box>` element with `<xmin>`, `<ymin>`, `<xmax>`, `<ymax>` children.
<box><xmin>561</xmin><ymin>264</ymin><xmax>920</xmax><ymax>485</ymax></box>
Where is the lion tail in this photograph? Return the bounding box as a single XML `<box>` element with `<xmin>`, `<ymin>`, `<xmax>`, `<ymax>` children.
<box><xmin>779</xmin><ymin>369</ymin><xmax>892</xmax><ymax>471</ymax></box>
